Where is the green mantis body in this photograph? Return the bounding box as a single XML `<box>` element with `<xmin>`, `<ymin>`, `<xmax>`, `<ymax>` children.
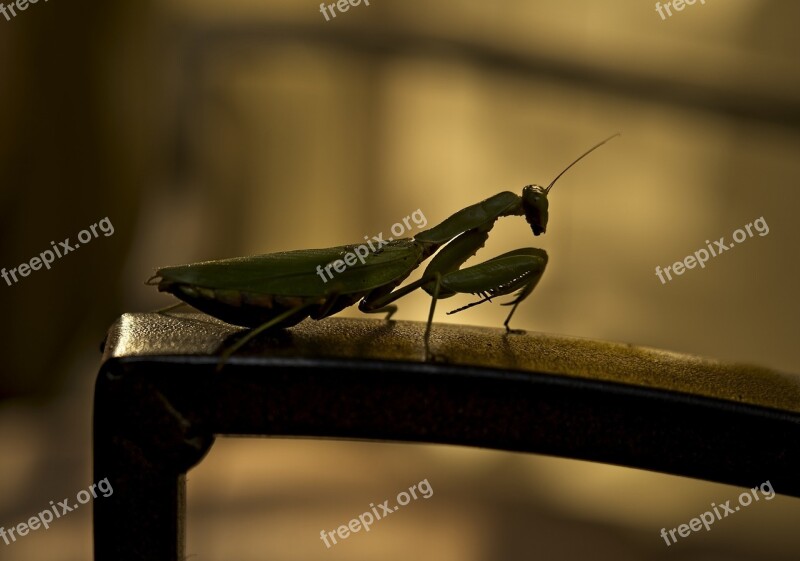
<box><xmin>148</xmin><ymin>134</ymin><xmax>618</xmax><ymax>362</ymax></box>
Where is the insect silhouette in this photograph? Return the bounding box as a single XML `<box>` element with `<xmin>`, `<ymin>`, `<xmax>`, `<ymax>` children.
<box><xmin>147</xmin><ymin>133</ymin><xmax>619</xmax><ymax>364</ymax></box>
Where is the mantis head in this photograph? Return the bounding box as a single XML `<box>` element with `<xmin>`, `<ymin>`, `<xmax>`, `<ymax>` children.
<box><xmin>521</xmin><ymin>133</ymin><xmax>620</xmax><ymax>236</ymax></box>
<box><xmin>522</xmin><ymin>185</ymin><xmax>549</xmax><ymax>235</ymax></box>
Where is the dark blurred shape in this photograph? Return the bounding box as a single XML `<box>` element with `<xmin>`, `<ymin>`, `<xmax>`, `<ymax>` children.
<box><xmin>0</xmin><ymin>0</ymin><xmax>156</xmax><ymax>397</ymax></box>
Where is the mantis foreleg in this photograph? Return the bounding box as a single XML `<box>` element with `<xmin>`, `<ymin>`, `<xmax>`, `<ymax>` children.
<box><xmin>360</xmin><ymin>248</ymin><xmax>547</xmax><ymax>358</ymax></box>
<box><xmin>420</xmin><ymin>227</ymin><xmax>492</xmax><ymax>298</ymax></box>
<box><xmin>441</xmin><ymin>248</ymin><xmax>548</xmax><ymax>333</ymax></box>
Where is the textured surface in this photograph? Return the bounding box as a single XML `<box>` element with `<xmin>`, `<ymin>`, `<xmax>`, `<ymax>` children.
<box><xmin>104</xmin><ymin>312</ymin><xmax>800</xmax><ymax>415</ymax></box>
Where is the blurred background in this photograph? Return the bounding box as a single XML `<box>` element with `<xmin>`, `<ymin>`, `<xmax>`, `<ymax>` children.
<box><xmin>1</xmin><ymin>0</ymin><xmax>799</xmax><ymax>559</ymax></box>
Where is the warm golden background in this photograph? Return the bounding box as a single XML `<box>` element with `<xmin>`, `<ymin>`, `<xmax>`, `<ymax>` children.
<box><xmin>1</xmin><ymin>0</ymin><xmax>798</xmax><ymax>559</ymax></box>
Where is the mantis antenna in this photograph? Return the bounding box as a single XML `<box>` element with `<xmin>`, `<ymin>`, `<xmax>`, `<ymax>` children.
<box><xmin>545</xmin><ymin>133</ymin><xmax>621</xmax><ymax>194</ymax></box>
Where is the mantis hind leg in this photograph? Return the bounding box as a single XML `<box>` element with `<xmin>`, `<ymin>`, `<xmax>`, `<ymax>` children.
<box><xmin>358</xmin><ymin>284</ymin><xmax>398</xmax><ymax>321</ymax></box>
<box><xmin>360</xmin><ymin>305</ymin><xmax>397</xmax><ymax>321</ymax></box>
<box><xmin>217</xmin><ymin>289</ymin><xmax>352</xmax><ymax>371</ymax></box>
<box><xmin>216</xmin><ymin>300</ymin><xmax>317</xmax><ymax>371</ymax></box>
<box><xmin>155</xmin><ymin>301</ymin><xmax>190</xmax><ymax>314</ymax></box>
<box><xmin>359</xmin><ymin>272</ymin><xmax>443</xmax><ymax>360</ymax></box>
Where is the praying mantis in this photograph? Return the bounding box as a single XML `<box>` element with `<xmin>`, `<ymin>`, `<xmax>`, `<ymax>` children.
<box><xmin>147</xmin><ymin>133</ymin><xmax>619</xmax><ymax>363</ymax></box>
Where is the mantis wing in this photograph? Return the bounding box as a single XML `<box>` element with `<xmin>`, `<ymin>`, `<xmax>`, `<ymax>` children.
<box><xmin>151</xmin><ymin>239</ymin><xmax>425</xmax><ymax>297</ymax></box>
